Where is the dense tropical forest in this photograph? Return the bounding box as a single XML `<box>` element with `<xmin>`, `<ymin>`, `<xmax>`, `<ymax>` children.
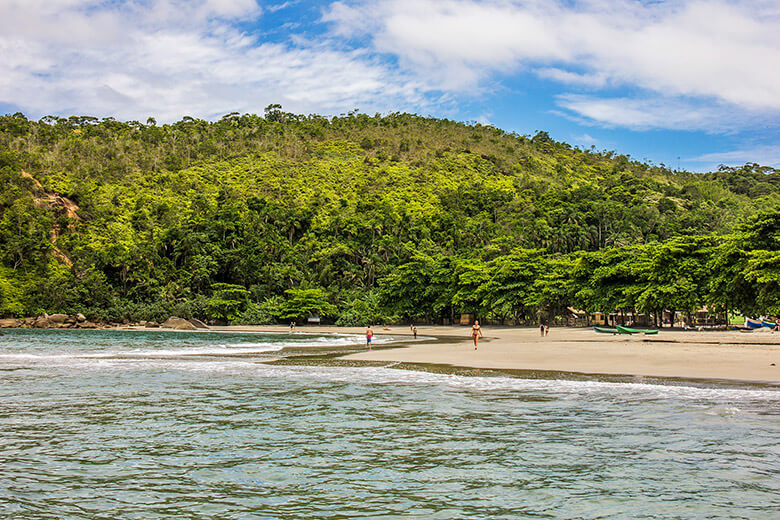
<box><xmin>0</xmin><ymin>107</ymin><xmax>778</xmax><ymax>325</ymax></box>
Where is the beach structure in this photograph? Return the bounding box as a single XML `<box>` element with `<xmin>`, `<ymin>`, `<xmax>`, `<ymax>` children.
<box><xmin>566</xmin><ymin>307</ymin><xmax>588</xmax><ymax>327</ymax></box>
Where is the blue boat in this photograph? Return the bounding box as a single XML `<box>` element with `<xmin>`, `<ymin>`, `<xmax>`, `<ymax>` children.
<box><xmin>745</xmin><ymin>318</ymin><xmax>764</xmax><ymax>329</ymax></box>
<box><xmin>761</xmin><ymin>320</ymin><xmax>779</xmax><ymax>329</ymax></box>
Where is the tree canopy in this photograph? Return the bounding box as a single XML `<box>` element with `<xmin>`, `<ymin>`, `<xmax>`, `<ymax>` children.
<box><xmin>0</xmin><ymin>109</ymin><xmax>777</xmax><ymax>324</ymax></box>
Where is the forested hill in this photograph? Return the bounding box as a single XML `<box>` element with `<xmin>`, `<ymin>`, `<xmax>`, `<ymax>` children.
<box><xmin>0</xmin><ymin>109</ymin><xmax>778</xmax><ymax>324</ymax></box>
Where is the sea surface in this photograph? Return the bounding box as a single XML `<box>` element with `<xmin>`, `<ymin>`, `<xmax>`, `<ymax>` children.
<box><xmin>0</xmin><ymin>329</ymin><xmax>778</xmax><ymax>519</ymax></box>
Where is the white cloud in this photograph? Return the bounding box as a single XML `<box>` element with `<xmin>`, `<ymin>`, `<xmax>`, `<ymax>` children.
<box><xmin>476</xmin><ymin>113</ymin><xmax>492</xmax><ymax>125</ymax></box>
<box><xmin>555</xmin><ymin>94</ymin><xmax>771</xmax><ymax>133</ymax></box>
<box><xmin>536</xmin><ymin>68</ymin><xmax>608</xmax><ymax>88</ymax></box>
<box><xmin>0</xmin><ymin>0</ymin><xmax>427</xmax><ymax>121</ymax></box>
<box><xmin>574</xmin><ymin>133</ymin><xmax>598</xmax><ymax>147</ymax></box>
<box><xmin>325</xmin><ymin>0</ymin><xmax>568</xmax><ymax>89</ymax></box>
<box><xmin>324</xmin><ymin>0</ymin><xmax>780</xmax><ymax>128</ymax></box>
<box><xmin>267</xmin><ymin>1</ymin><xmax>299</xmax><ymax>13</ymax></box>
<box><xmin>687</xmin><ymin>145</ymin><xmax>780</xmax><ymax>169</ymax></box>
<box><xmin>3</xmin><ymin>0</ymin><xmax>779</xmax><ymax>131</ymax></box>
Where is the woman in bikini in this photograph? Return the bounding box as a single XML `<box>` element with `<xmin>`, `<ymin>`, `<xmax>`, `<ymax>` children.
<box><xmin>471</xmin><ymin>320</ymin><xmax>483</xmax><ymax>349</ymax></box>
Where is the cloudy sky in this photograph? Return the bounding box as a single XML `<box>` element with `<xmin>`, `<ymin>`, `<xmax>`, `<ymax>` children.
<box><xmin>1</xmin><ymin>0</ymin><xmax>778</xmax><ymax>171</ymax></box>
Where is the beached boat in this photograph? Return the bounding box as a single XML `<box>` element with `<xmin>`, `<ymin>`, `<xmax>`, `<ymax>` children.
<box><xmin>745</xmin><ymin>318</ymin><xmax>764</xmax><ymax>329</ymax></box>
<box><xmin>616</xmin><ymin>325</ymin><xmax>659</xmax><ymax>335</ymax></box>
<box><xmin>616</xmin><ymin>325</ymin><xmax>641</xmax><ymax>334</ymax></box>
<box><xmin>594</xmin><ymin>326</ymin><xmax>618</xmax><ymax>334</ymax></box>
<box><xmin>761</xmin><ymin>320</ymin><xmax>779</xmax><ymax>329</ymax></box>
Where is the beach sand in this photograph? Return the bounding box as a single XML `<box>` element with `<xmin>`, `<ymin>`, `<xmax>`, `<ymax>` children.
<box><xmin>216</xmin><ymin>324</ymin><xmax>780</xmax><ymax>383</ymax></box>
<box><xmin>355</xmin><ymin>326</ymin><xmax>780</xmax><ymax>383</ymax></box>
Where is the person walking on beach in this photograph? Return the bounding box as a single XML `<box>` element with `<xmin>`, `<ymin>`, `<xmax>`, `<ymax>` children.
<box><xmin>540</xmin><ymin>323</ymin><xmax>545</xmax><ymax>336</ymax></box>
<box><xmin>290</xmin><ymin>321</ymin><xmax>295</xmax><ymax>332</ymax></box>
<box><xmin>412</xmin><ymin>326</ymin><xmax>418</xmax><ymax>339</ymax></box>
<box><xmin>366</xmin><ymin>326</ymin><xmax>374</xmax><ymax>350</ymax></box>
<box><xmin>545</xmin><ymin>325</ymin><xmax>549</xmax><ymax>336</ymax></box>
<box><xmin>471</xmin><ymin>320</ymin><xmax>483</xmax><ymax>349</ymax></box>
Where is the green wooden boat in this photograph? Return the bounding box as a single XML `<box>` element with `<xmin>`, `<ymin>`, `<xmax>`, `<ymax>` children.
<box><xmin>616</xmin><ymin>325</ymin><xmax>659</xmax><ymax>335</ymax></box>
<box><xmin>616</xmin><ymin>325</ymin><xmax>642</xmax><ymax>334</ymax></box>
<box><xmin>594</xmin><ymin>326</ymin><xmax>618</xmax><ymax>334</ymax></box>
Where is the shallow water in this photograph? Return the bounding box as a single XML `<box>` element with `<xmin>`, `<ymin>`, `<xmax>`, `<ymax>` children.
<box><xmin>1</xmin><ymin>329</ymin><xmax>778</xmax><ymax>519</ymax></box>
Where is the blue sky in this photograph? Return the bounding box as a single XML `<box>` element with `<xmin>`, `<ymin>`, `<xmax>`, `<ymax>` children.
<box><xmin>1</xmin><ymin>0</ymin><xmax>778</xmax><ymax>172</ymax></box>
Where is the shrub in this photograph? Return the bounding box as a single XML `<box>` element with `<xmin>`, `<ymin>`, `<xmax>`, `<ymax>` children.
<box><xmin>234</xmin><ymin>296</ymin><xmax>283</xmax><ymax>325</ymax></box>
<box><xmin>336</xmin><ymin>290</ymin><xmax>397</xmax><ymax>326</ymax></box>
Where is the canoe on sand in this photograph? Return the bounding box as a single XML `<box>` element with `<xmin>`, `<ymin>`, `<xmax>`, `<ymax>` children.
<box><xmin>616</xmin><ymin>325</ymin><xmax>659</xmax><ymax>335</ymax></box>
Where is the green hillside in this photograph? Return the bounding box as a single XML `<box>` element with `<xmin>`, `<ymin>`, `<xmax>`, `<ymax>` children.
<box><xmin>1</xmin><ymin>109</ymin><xmax>778</xmax><ymax>324</ymax></box>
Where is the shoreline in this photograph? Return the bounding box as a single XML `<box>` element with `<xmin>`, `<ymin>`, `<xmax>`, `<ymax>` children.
<box><xmin>220</xmin><ymin>324</ymin><xmax>780</xmax><ymax>384</ymax></box>
<box><xmin>3</xmin><ymin>324</ymin><xmax>779</xmax><ymax>385</ymax></box>
<box><xmin>148</xmin><ymin>323</ymin><xmax>780</xmax><ymax>384</ymax></box>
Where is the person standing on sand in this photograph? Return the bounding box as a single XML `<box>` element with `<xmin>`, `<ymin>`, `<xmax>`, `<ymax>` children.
<box><xmin>412</xmin><ymin>326</ymin><xmax>418</xmax><ymax>339</ymax></box>
<box><xmin>366</xmin><ymin>326</ymin><xmax>373</xmax><ymax>350</ymax></box>
<box><xmin>540</xmin><ymin>323</ymin><xmax>545</xmax><ymax>336</ymax></box>
<box><xmin>545</xmin><ymin>325</ymin><xmax>549</xmax><ymax>336</ymax></box>
<box><xmin>290</xmin><ymin>321</ymin><xmax>295</xmax><ymax>332</ymax></box>
<box><xmin>471</xmin><ymin>320</ymin><xmax>483</xmax><ymax>349</ymax></box>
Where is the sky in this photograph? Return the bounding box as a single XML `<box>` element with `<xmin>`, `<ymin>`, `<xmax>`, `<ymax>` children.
<box><xmin>0</xmin><ymin>0</ymin><xmax>778</xmax><ymax>172</ymax></box>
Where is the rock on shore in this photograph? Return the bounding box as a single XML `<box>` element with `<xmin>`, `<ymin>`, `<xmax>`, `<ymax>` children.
<box><xmin>0</xmin><ymin>314</ymin><xmax>101</xmax><ymax>329</ymax></box>
<box><xmin>0</xmin><ymin>318</ymin><xmax>20</xmax><ymax>328</ymax></box>
<box><xmin>188</xmin><ymin>318</ymin><xmax>209</xmax><ymax>329</ymax></box>
<box><xmin>160</xmin><ymin>317</ymin><xmax>198</xmax><ymax>330</ymax></box>
<box><xmin>0</xmin><ymin>314</ymin><xmax>209</xmax><ymax>330</ymax></box>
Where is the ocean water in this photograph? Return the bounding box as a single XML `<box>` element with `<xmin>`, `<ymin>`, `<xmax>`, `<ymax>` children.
<box><xmin>0</xmin><ymin>329</ymin><xmax>778</xmax><ymax>519</ymax></box>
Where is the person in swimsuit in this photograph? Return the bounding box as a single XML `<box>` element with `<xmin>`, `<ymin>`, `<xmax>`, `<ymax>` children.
<box><xmin>366</xmin><ymin>326</ymin><xmax>373</xmax><ymax>350</ymax></box>
<box><xmin>412</xmin><ymin>326</ymin><xmax>418</xmax><ymax>339</ymax></box>
<box><xmin>471</xmin><ymin>320</ymin><xmax>483</xmax><ymax>349</ymax></box>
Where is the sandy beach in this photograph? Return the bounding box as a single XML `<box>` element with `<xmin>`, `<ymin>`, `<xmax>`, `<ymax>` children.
<box><xmin>358</xmin><ymin>326</ymin><xmax>780</xmax><ymax>383</ymax></box>
<box><xmin>213</xmin><ymin>324</ymin><xmax>780</xmax><ymax>383</ymax></box>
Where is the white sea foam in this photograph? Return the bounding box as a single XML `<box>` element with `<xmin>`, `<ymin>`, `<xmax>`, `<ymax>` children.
<box><xmin>4</xmin><ymin>348</ymin><xmax>778</xmax><ymax>401</ymax></box>
<box><xmin>93</xmin><ymin>342</ymin><xmax>288</xmax><ymax>357</ymax></box>
<box><xmin>65</xmin><ymin>359</ymin><xmax>773</xmax><ymax>403</ymax></box>
<box><xmin>4</xmin><ymin>355</ymin><xmax>777</xmax><ymax>405</ymax></box>
<box><xmin>0</xmin><ymin>333</ymin><xmax>375</xmax><ymax>362</ymax></box>
<box><xmin>0</xmin><ymin>343</ymin><xmax>284</xmax><ymax>360</ymax></box>
<box><xmin>238</xmin><ymin>364</ymin><xmax>780</xmax><ymax>402</ymax></box>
